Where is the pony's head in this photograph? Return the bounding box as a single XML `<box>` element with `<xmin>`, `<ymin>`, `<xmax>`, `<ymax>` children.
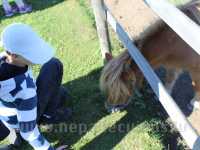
<box><xmin>100</xmin><ymin>50</ymin><xmax>137</xmax><ymax>106</ymax></box>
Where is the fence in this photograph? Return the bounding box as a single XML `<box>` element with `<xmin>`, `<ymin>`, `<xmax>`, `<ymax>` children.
<box><xmin>92</xmin><ymin>0</ymin><xmax>200</xmax><ymax>149</ymax></box>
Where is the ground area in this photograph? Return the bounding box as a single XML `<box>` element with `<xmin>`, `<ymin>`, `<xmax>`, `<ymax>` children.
<box><xmin>0</xmin><ymin>0</ymin><xmax>195</xmax><ymax>150</ymax></box>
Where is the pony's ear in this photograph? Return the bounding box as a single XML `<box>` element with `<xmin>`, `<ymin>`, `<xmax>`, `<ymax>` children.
<box><xmin>105</xmin><ymin>53</ymin><xmax>113</xmax><ymax>62</ymax></box>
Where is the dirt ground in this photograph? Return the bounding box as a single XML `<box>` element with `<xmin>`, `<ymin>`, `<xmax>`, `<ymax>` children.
<box><xmin>104</xmin><ymin>0</ymin><xmax>161</xmax><ymax>41</ymax></box>
<box><xmin>104</xmin><ymin>0</ymin><xmax>200</xmax><ymax>135</ymax></box>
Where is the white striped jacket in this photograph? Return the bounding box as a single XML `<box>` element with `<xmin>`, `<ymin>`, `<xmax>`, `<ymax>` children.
<box><xmin>0</xmin><ymin>59</ymin><xmax>54</xmax><ymax>150</ymax></box>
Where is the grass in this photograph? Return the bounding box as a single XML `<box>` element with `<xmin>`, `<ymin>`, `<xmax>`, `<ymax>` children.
<box><xmin>0</xmin><ymin>0</ymin><xmax>189</xmax><ymax>149</ymax></box>
<box><xmin>170</xmin><ymin>0</ymin><xmax>190</xmax><ymax>5</ymax></box>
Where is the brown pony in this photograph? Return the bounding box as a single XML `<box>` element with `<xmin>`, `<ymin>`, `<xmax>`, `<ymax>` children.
<box><xmin>100</xmin><ymin>2</ymin><xmax>200</xmax><ymax>112</ymax></box>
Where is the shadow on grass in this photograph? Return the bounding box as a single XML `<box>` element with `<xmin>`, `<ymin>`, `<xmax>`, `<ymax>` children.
<box><xmin>0</xmin><ymin>0</ymin><xmax>65</xmax><ymax>20</ymax></box>
<box><xmin>39</xmin><ymin>67</ymin><xmax>187</xmax><ymax>150</ymax></box>
<box><xmin>80</xmin><ymin>90</ymin><xmax>186</xmax><ymax>150</ymax></box>
<box><xmin>80</xmin><ymin>104</ymin><xmax>154</xmax><ymax>150</ymax></box>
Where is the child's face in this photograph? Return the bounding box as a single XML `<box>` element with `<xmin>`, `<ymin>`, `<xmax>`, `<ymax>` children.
<box><xmin>5</xmin><ymin>51</ymin><xmax>32</xmax><ymax>67</ymax></box>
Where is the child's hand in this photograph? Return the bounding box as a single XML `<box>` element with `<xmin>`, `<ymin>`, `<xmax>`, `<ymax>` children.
<box><xmin>56</xmin><ymin>145</ymin><xmax>68</xmax><ymax>150</ymax></box>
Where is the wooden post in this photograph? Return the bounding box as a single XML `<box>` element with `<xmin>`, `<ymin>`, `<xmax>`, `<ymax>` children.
<box><xmin>91</xmin><ymin>0</ymin><xmax>112</xmax><ymax>63</ymax></box>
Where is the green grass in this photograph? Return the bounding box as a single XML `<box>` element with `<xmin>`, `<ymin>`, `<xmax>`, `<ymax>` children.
<box><xmin>0</xmin><ymin>0</ymin><xmax>189</xmax><ymax>149</ymax></box>
<box><xmin>170</xmin><ymin>0</ymin><xmax>190</xmax><ymax>5</ymax></box>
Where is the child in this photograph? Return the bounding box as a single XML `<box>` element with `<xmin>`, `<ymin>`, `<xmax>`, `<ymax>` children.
<box><xmin>0</xmin><ymin>23</ymin><xmax>70</xmax><ymax>150</ymax></box>
<box><xmin>2</xmin><ymin>0</ymin><xmax>32</xmax><ymax>17</ymax></box>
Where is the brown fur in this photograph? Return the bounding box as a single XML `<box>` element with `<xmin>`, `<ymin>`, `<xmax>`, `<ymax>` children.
<box><xmin>100</xmin><ymin>2</ymin><xmax>200</xmax><ymax>107</ymax></box>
